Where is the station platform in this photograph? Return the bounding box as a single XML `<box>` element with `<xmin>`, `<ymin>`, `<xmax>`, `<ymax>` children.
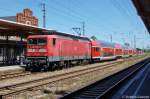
<box><xmin>0</xmin><ymin>65</ymin><xmax>25</xmax><ymax>75</ymax></box>
<box><xmin>111</xmin><ymin>61</ymin><xmax>150</xmax><ymax>98</ymax></box>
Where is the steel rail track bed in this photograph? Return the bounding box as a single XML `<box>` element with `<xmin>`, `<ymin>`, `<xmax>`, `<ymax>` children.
<box><xmin>61</xmin><ymin>58</ymin><xmax>150</xmax><ymax>99</ymax></box>
<box><xmin>0</xmin><ymin>60</ymin><xmax>123</xmax><ymax>98</ymax></box>
<box><xmin>0</xmin><ymin>72</ymin><xmax>31</xmax><ymax>80</ymax></box>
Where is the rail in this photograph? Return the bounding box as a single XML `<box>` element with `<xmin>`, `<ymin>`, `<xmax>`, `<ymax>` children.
<box><xmin>60</xmin><ymin>58</ymin><xmax>150</xmax><ymax>99</ymax></box>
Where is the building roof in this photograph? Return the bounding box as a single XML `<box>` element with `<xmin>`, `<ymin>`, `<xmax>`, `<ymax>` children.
<box><xmin>0</xmin><ymin>19</ymin><xmax>89</xmax><ymax>41</ymax></box>
<box><xmin>132</xmin><ymin>0</ymin><xmax>150</xmax><ymax>34</ymax></box>
<box><xmin>0</xmin><ymin>16</ymin><xmax>16</xmax><ymax>22</ymax></box>
<box><xmin>0</xmin><ymin>19</ymin><xmax>55</xmax><ymax>38</ymax></box>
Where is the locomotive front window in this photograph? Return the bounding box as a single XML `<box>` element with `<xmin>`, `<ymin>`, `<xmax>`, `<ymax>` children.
<box><xmin>28</xmin><ymin>38</ymin><xmax>47</xmax><ymax>45</ymax></box>
<box><xmin>38</xmin><ymin>38</ymin><xmax>47</xmax><ymax>45</ymax></box>
<box><xmin>28</xmin><ymin>38</ymin><xmax>37</xmax><ymax>45</ymax></box>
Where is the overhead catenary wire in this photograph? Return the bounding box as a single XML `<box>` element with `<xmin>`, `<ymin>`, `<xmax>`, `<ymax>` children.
<box><xmin>51</xmin><ymin>0</ymin><xmax>121</xmax><ymax>33</ymax></box>
<box><xmin>72</xmin><ymin>0</ymin><xmax>135</xmax><ymax>42</ymax></box>
<box><xmin>0</xmin><ymin>0</ymin><xmax>149</xmax><ymax>48</ymax></box>
<box><xmin>109</xmin><ymin>0</ymin><xmax>141</xmax><ymax>46</ymax></box>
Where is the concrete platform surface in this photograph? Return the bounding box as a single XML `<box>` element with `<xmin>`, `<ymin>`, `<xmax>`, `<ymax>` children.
<box><xmin>111</xmin><ymin>61</ymin><xmax>150</xmax><ymax>99</ymax></box>
<box><xmin>0</xmin><ymin>65</ymin><xmax>24</xmax><ymax>74</ymax></box>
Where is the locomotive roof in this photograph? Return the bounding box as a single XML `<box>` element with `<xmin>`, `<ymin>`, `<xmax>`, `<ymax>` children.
<box><xmin>48</xmin><ymin>32</ymin><xmax>90</xmax><ymax>41</ymax></box>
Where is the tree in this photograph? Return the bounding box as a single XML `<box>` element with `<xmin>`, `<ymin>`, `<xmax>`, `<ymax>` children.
<box><xmin>91</xmin><ymin>35</ymin><xmax>97</xmax><ymax>40</ymax></box>
<box><xmin>136</xmin><ymin>48</ymin><xmax>142</xmax><ymax>51</ymax></box>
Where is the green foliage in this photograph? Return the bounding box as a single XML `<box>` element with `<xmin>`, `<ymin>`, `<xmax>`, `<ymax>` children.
<box><xmin>91</xmin><ymin>35</ymin><xmax>97</xmax><ymax>40</ymax></box>
<box><xmin>136</xmin><ymin>48</ymin><xmax>142</xmax><ymax>51</ymax></box>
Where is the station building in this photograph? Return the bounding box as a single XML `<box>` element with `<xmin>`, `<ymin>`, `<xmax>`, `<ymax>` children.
<box><xmin>0</xmin><ymin>8</ymin><xmax>38</xmax><ymax>65</ymax></box>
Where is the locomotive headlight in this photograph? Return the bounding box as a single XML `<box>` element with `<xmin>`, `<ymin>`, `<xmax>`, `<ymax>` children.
<box><xmin>39</xmin><ymin>49</ymin><xmax>47</xmax><ymax>52</ymax></box>
<box><xmin>28</xmin><ymin>49</ymin><xmax>35</xmax><ymax>52</ymax></box>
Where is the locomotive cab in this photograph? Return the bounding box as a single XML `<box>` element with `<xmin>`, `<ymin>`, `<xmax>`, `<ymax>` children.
<box><xmin>26</xmin><ymin>36</ymin><xmax>49</xmax><ymax>70</ymax></box>
<box><xmin>26</xmin><ymin>34</ymin><xmax>91</xmax><ymax>71</ymax></box>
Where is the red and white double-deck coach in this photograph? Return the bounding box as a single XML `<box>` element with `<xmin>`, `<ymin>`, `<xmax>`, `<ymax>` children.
<box><xmin>114</xmin><ymin>43</ymin><xmax>123</xmax><ymax>58</ymax></box>
<box><xmin>91</xmin><ymin>40</ymin><xmax>116</xmax><ymax>61</ymax></box>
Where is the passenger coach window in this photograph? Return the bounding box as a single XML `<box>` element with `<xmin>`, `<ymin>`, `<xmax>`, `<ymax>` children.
<box><xmin>53</xmin><ymin>38</ymin><xmax>56</xmax><ymax>46</ymax></box>
<box><xmin>96</xmin><ymin>48</ymin><xmax>99</xmax><ymax>52</ymax></box>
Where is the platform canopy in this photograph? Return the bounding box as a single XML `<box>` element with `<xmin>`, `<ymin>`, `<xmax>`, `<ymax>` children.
<box><xmin>132</xmin><ymin>0</ymin><xmax>150</xmax><ymax>34</ymax></box>
<box><xmin>0</xmin><ymin>19</ymin><xmax>56</xmax><ymax>38</ymax></box>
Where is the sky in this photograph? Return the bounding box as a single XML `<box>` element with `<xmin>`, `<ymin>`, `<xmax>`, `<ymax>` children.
<box><xmin>0</xmin><ymin>0</ymin><xmax>150</xmax><ymax>49</ymax></box>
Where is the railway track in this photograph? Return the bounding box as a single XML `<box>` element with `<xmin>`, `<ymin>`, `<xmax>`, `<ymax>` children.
<box><xmin>0</xmin><ymin>55</ymin><xmax>148</xmax><ymax>98</ymax></box>
<box><xmin>0</xmin><ymin>55</ymin><xmax>141</xmax><ymax>81</ymax></box>
<box><xmin>0</xmin><ymin>60</ymin><xmax>124</xmax><ymax>98</ymax></box>
<box><xmin>0</xmin><ymin>60</ymin><xmax>121</xmax><ymax>81</ymax></box>
<box><xmin>0</xmin><ymin>72</ymin><xmax>31</xmax><ymax>80</ymax></box>
<box><xmin>61</xmin><ymin>58</ymin><xmax>150</xmax><ymax>99</ymax></box>
<box><xmin>0</xmin><ymin>55</ymin><xmax>143</xmax><ymax>81</ymax></box>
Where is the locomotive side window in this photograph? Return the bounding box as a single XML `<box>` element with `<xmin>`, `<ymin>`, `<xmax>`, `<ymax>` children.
<box><xmin>53</xmin><ymin>38</ymin><xmax>56</xmax><ymax>46</ymax></box>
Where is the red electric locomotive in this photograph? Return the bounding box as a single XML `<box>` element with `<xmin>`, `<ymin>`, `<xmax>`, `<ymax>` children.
<box><xmin>26</xmin><ymin>32</ymin><xmax>91</xmax><ymax>71</ymax></box>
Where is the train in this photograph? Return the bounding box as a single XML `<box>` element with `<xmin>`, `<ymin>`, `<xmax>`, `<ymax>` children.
<box><xmin>25</xmin><ymin>32</ymin><xmax>142</xmax><ymax>71</ymax></box>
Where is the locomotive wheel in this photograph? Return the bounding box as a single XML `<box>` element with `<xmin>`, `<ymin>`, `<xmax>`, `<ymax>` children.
<box><xmin>49</xmin><ymin>66</ymin><xmax>54</xmax><ymax>71</ymax></box>
<box><xmin>33</xmin><ymin>65</ymin><xmax>41</xmax><ymax>72</ymax></box>
<box><xmin>64</xmin><ymin>61</ymin><xmax>68</xmax><ymax>69</ymax></box>
<box><xmin>67</xmin><ymin>61</ymin><xmax>71</xmax><ymax>67</ymax></box>
<box><xmin>25</xmin><ymin>65</ymin><xmax>31</xmax><ymax>71</ymax></box>
<box><xmin>41</xmin><ymin>66</ymin><xmax>49</xmax><ymax>72</ymax></box>
<box><xmin>50</xmin><ymin>63</ymin><xmax>57</xmax><ymax>71</ymax></box>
